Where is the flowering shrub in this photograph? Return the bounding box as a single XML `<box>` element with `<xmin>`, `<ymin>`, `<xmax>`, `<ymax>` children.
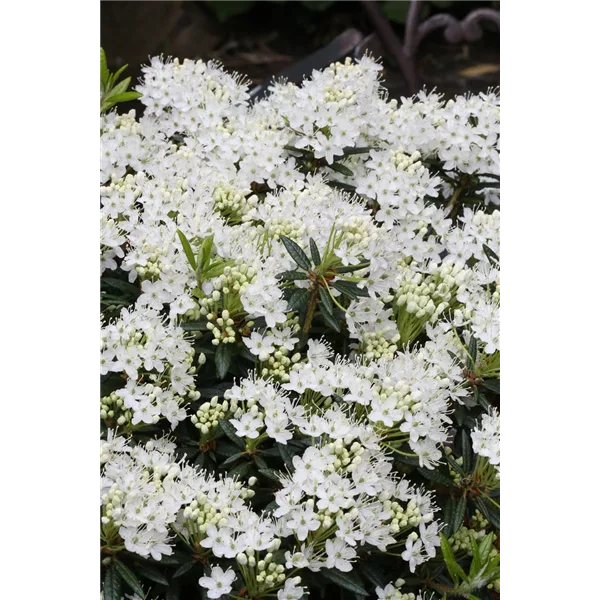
<box><xmin>100</xmin><ymin>49</ymin><xmax>500</xmax><ymax>600</ymax></box>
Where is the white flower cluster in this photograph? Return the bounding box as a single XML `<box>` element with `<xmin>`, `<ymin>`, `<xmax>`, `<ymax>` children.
<box><xmin>100</xmin><ymin>306</ymin><xmax>199</xmax><ymax>428</ymax></box>
<box><xmin>471</xmin><ymin>407</ymin><xmax>500</xmax><ymax>472</ymax></box>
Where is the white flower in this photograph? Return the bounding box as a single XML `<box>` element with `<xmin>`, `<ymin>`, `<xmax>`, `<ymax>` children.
<box><xmin>199</xmin><ymin>566</ymin><xmax>236</xmax><ymax>599</ymax></box>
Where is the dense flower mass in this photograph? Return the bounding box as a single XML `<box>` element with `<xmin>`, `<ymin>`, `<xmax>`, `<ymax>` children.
<box><xmin>101</xmin><ymin>53</ymin><xmax>500</xmax><ymax>600</ymax></box>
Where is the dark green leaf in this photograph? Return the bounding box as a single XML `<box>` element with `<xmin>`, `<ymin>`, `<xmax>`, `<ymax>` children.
<box><xmin>442</xmin><ymin>497</ymin><xmax>456</xmax><ymax>528</ymax></box>
<box><xmin>103</xmin><ymin>566</ymin><xmax>122</xmax><ymax>600</ymax></box>
<box><xmin>258</xmin><ymin>468</ymin><xmax>282</xmax><ymax>482</ymax></box>
<box><xmin>177</xmin><ymin>230</ymin><xmax>197</xmax><ymax>270</ymax></box>
<box><xmin>342</xmin><ymin>146</ymin><xmax>376</xmax><ymax>155</ymax></box>
<box><xmin>218</xmin><ymin>419</ymin><xmax>245</xmax><ymax>449</ymax></box>
<box><xmin>108</xmin><ymin>91</ymin><xmax>142</xmax><ymax>104</ymax></box>
<box><xmin>482</xmin><ymin>243</ymin><xmax>499</xmax><ymax>265</ymax></box>
<box><xmin>136</xmin><ymin>563</ymin><xmax>168</xmax><ymax>586</ymax></box>
<box><xmin>278</xmin><ymin>444</ymin><xmax>293</xmax><ymax>470</ymax></box>
<box><xmin>309</xmin><ymin>238</ymin><xmax>321</xmax><ymax>266</ymax></box>
<box><xmin>417</xmin><ymin>466</ymin><xmax>454</xmax><ymax>487</ymax></box>
<box><xmin>452</xmin><ymin>494</ymin><xmax>467</xmax><ymax>535</ymax></box>
<box><xmin>327</xmin><ymin>181</ymin><xmax>357</xmax><ymax>193</ymax></box>
<box><xmin>102</xmin><ymin>277</ymin><xmax>141</xmax><ymax>298</ymax></box>
<box><xmin>114</xmin><ymin>559</ymin><xmax>144</xmax><ymax>596</ymax></box>
<box><xmin>173</xmin><ymin>561</ymin><xmax>196</xmax><ymax>578</ymax></box>
<box><xmin>287</xmin><ymin>289</ymin><xmax>311</xmax><ymax>312</ymax></box>
<box><xmin>320</xmin><ymin>568</ymin><xmax>368</xmax><ymax>596</ymax></box>
<box><xmin>468</xmin><ymin>336</ymin><xmax>478</xmax><ymax>369</ymax></box>
<box><xmin>254</xmin><ymin>455</ymin><xmax>268</xmax><ymax>470</ymax></box>
<box><xmin>221</xmin><ymin>452</ymin><xmax>245</xmax><ymax>467</ymax></box>
<box><xmin>328</xmin><ymin>162</ymin><xmax>354</xmax><ymax>177</ymax></box>
<box><xmin>318</xmin><ymin>286</ymin><xmax>335</xmax><ymax>316</ymax></box>
<box><xmin>320</xmin><ymin>302</ymin><xmax>341</xmax><ymax>332</ymax></box>
<box><xmin>181</xmin><ymin>321</ymin><xmax>207</xmax><ymax>332</ymax></box>
<box><xmin>277</xmin><ymin>270</ymin><xmax>308</xmax><ymax>281</ymax></box>
<box><xmin>475</xmin><ymin>498</ymin><xmax>500</xmax><ymax>530</ymax></box>
<box><xmin>335</xmin><ymin>261</ymin><xmax>370</xmax><ymax>273</ymax></box>
<box><xmin>460</xmin><ymin>429</ymin><xmax>473</xmax><ymax>474</ymax></box>
<box><xmin>100</xmin><ymin>48</ymin><xmax>109</xmax><ymax>88</ymax></box>
<box><xmin>229</xmin><ymin>462</ymin><xmax>251</xmax><ymax>478</ymax></box>
<box><xmin>280</xmin><ymin>236</ymin><xmax>311</xmax><ymax>270</ymax></box>
<box><xmin>214</xmin><ymin>344</ymin><xmax>234</xmax><ymax>380</ymax></box>
<box><xmin>481</xmin><ymin>379</ymin><xmax>500</xmax><ymax>394</ymax></box>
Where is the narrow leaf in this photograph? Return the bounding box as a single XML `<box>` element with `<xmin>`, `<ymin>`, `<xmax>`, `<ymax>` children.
<box><xmin>481</xmin><ymin>379</ymin><xmax>500</xmax><ymax>394</ymax></box>
<box><xmin>173</xmin><ymin>561</ymin><xmax>196</xmax><ymax>578</ymax></box>
<box><xmin>277</xmin><ymin>270</ymin><xmax>308</xmax><ymax>281</ymax></box>
<box><xmin>417</xmin><ymin>466</ymin><xmax>454</xmax><ymax>487</ymax></box>
<box><xmin>114</xmin><ymin>559</ymin><xmax>144</xmax><ymax>596</ymax></box>
<box><xmin>214</xmin><ymin>344</ymin><xmax>234</xmax><ymax>380</ymax></box>
<box><xmin>452</xmin><ymin>494</ymin><xmax>467</xmax><ymax>535</ymax></box>
<box><xmin>135</xmin><ymin>563</ymin><xmax>168</xmax><ymax>586</ymax></box>
<box><xmin>320</xmin><ymin>568</ymin><xmax>368</xmax><ymax>596</ymax></box>
<box><xmin>309</xmin><ymin>238</ymin><xmax>321</xmax><ymax>266</ymax></box>
<box><xmin>221</xmin><ymin>452</ymin><xmax>245</xmax><ymax>467</ymax></box>
<box><xmin>103</xmin><ymin>566</ymin><xmax>123</xmax><ymax>600</ymax></box>
<box><xmin>328</xmin><ymin>162</ymin><xmax>354</xmax><ymax>177</ymax></box>
<box><xmin>335</xmin><ymin>261</ymin><xmax>370</xmax><ymax>273</ymax></box>
<box><xmin>460</xmin><ymin>429</ymin><xmax>473</xmax><ymax>474</ymax></box>
<box><xmin>100</xmin><ymin>48</ymin><xmax>109</xmax><ymax>88</ymax></box>
<box><xmin>287</xmin><ymin>288</ymin><xmax>311</xmax><ymax>312</ymax></box>
<box><xmin>482</xmin><ymin>243</ymin><xmax>499</xmax><ymax>265</ymax></box>
<box><xmin>280</xmin><ymin>236</ymin><xmax>311</xmax><ymax>271</ymax></box>
<box><xmin>318</xmin><ymin>286</ymin><xmax>335</xmax><ymax>316</ymax></box>
<box><xmin>218</xmin><ymin>419</ymin><xmax>245</xmax><ymax>449</ymax></box>
<box><xmin>177</xmin><ymin>230</ymin><xmax>197</xmax><ymax>270</ymax></box>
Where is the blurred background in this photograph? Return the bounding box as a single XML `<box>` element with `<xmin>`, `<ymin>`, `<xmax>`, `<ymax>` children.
<box><xmin>101</xmin><ymin>0</ymin><xmax>499</xmax><ymax>102</ymax></box>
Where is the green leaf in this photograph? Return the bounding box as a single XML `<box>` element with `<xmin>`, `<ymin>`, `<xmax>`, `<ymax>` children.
<box><xmin>335</xmin><ymin>261</ymin><xmax>370</xmax><ymax>273</ymax></box>
<box><xmin>280</xmin><ymin>236</ymin><xmax>311</xmax><ymax>271</ymax></box>
<box><xmin>114</xmin><ymin>559</ymin><xmax>145</xmax><ymax>596</ymax></box>
<box><xmin>468</xmin><ymin>533</ymin><xmax>482</xmax><ymax>579</ymax></box>
<box><xmin>254</xmin><ymin>455</ymin><xmax>268</xmax><ymax>470</ymax></box>
<box><xmin>342</xmin><ymin>146</ymin><xmax>376</xmax><ymax>155</ymax></box>
<box><xmin>173</xmin><ymin>561</ymin><xmax>196</xmax><ymax>578</ymax></box>
<box><xmin>332</xmin><ymin>279</ymin><xmax>369</xmax><ymax>299</ymax></box>
<box><xmin>258</xmin><ymin>468</ymin><xmax>282</xmax><ymax>482</ymax></box>
<box><xmin>287</xmin><ymin>289</ymin><xmax>311</xmax><ymax>312</ymax></box>
<box><xmin>100</xmin><ymin>48</ymin><xmax>109</xmax><ymax>89</ymax></box>
<box><xmin>199</xmin><ymin>235</ymin><xmax>214</xmax><ymax>270</ymax></box>
<box><xmin>475</xmin><ymin>498</ymin><xmax>500</xmax><ymax>530</ymax></box>
<box><xmin>103</xmin><ymin>566</ymin><xmax>123</xmax><ymax>600</ymax></box>
<box><xmin>478</xmin><ymin>532</ymin><xmax>495</xmax><ymax>564</ymax></box>
<box><xmin>460</xmin><ymin>429</ymin><xmax>473</xmax><ymax>474</ymax></box>
<box><xmin>111</xmin><ymin>63</ymin><xmax>129</xmax><ymax>85</ymax></box>
<box><xmin>202</xmin><ymin>259</ymin><xmax>235</xmax><ymax>280</ymax></box>
<box><xmin>320</xmin><ymin>302</ymin><xmax>341</xmax><ymax>332</ymax></box>
<box><xmin>327</xmin><ymin>181</ymin><xmax>357</xmax><ymax>193</ymax></box>
<box><xmin>439</xmin><ymin>533</ymin><xmax>468</xmax><ymax>583</ymax></box>
<box><xmin>318</xmin><ymin>286</ymin><xmax>335</xmax><ymax>316</ymax></box>
<box><xmin>482</xmin><ymin>243</ymin><xmax>499</xmax><ymax>265</ymax></box>
<box><xmin>177</xmin><ymin>230</ymin><xmax>197</xmax><ymax>270</ymax></box>
<box><xmin>277</xmin><ymin>270</ymin><xmax>308</xmax><ymax>281</ymax></box>
<box><xmin>481</xmin><ymin>379</ymin><xmax>500</xmax><ymax>394</ymax></box>
<box><xmin>283</xmin><ymin>144</ymin><xmax>312</xmax><ymax>156</ymax></box>
<box><xmin>452</xmin><ymin>494</ymin><xmax>467</xmax><ymax>535</ymax></box>
<box><xmin>229</xmin><ymin>462</ymin><xmax>251</xmax><ymax>477</ymax></box>
<box><xmin>221</xmin><ymin>452</ymin><xmax>245</xmax><ymax>467</ymax></box>
<box><xmin>278</xmin><ymin>444</ymin><xmax>294</xmax><ymax>470</ymax></box>
<box><xmin>218</xmin><ymin>419</ymin><xmax>245</xmax><ymax>449</ymax></box>
<box><xmin>102</xmin><ymin>277</ymin><xmax>140</xmax><ymax>298</ymax></box>
<box><xmin>467</xmin><ymin>336</ymin><xmax>478</xmax><ymax>368</ymax></box>
<box><xmin>320</xmin><ymin>568</ymin><xmax>368</xmax><ymax>596</ymax></box>
<box><xmin>215</xmin><ymin>344</ymin><xmax>234</xmax><ymax>380</ymax></box>
<box><xmin>180</xmin><ymin>321</ymin><xmax>206</xmax><ymax>332</ymax></box>
<box><xmin>309</xmin><ymin>238</ymin><xmax>321</xmax><ymax>266</ymax></box>
<box><xmin>328</xmin><ymin>162</ymin><xmax>354</xmax><ymax>177</ymax></box>
<box><xmin>109</xmin><ymin>77</ymin><xmax>132</xmax><ymax>98</ymax></box>
<box><xmin>107</xmin><ymin>91</ymin><xmax>142</xmax><ymax>104</ymax></box>
<box><xmin>417</xmin><ymin>466</ymin><xmax>454</xmax><ymax>487</ymax></box>
<box><xmin>136</xmin><ymin>563</ymin><xmax>169</xmax><ymax>586</ymax></box>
